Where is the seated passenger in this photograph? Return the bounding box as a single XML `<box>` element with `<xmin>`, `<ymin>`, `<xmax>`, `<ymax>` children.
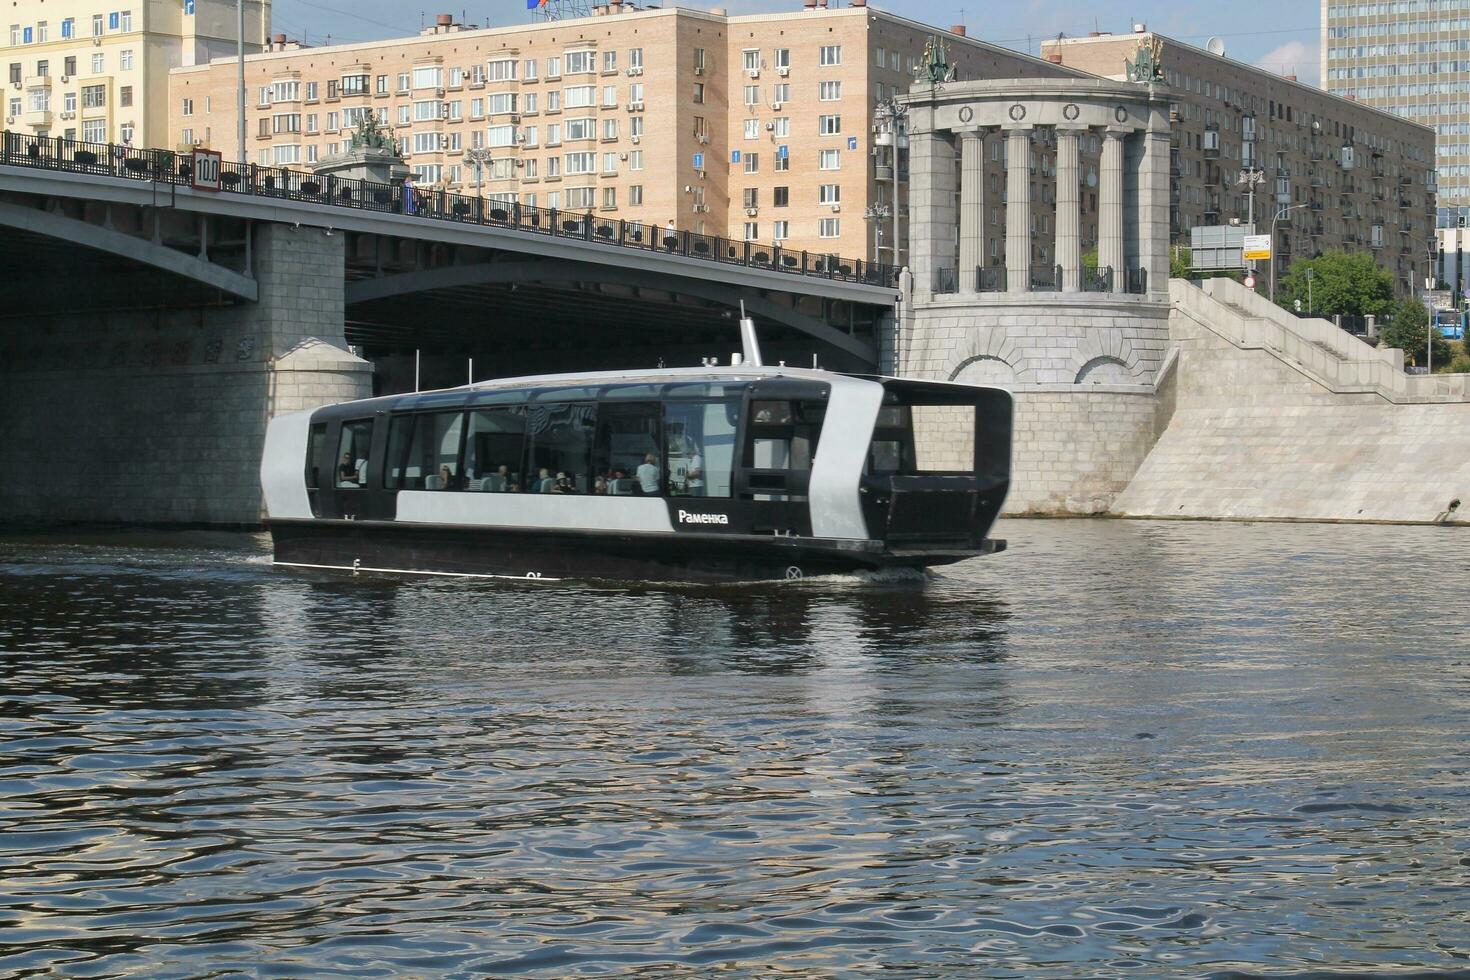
<box><xmin>338</xmin><ymin>452</ymin><xmax>358</xmax><ymax>486</ymax></box>
<box><xmin>438</xmin><ymin>465</ymin><xmax>454</xmax><ymax>489</ymax></box>
<box><xmin>636</xmin><ymin>453</ymin><xmax>660</xmax><ymax>495</ymax></box>
<box><xmin>550</xmin><ymin>472</ymin><xmax>574</xmax><ymax>494</ymax></box>
<box><xmin>594</xmin><ymin>475</ymin><xmax>609</xmax><ymax>495</ymax></box>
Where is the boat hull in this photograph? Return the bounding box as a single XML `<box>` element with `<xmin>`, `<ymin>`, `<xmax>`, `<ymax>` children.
<box><xmin>267</xmin><ymin>519</ymin><xmax>1004</xmax><ymax>583</ymax></box>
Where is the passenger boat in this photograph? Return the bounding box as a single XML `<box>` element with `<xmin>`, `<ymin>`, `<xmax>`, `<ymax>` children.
<box><xmin>261</xmin><ymin>330</ymin><xmax>1011</xmax><ymax>583</ymax></box>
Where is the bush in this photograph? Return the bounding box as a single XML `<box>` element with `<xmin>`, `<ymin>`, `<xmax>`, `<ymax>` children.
<box><xmin>1380</xmin><ymin>298</ymin><xmax>1453</xmax><ymax>368</ymax></box>
<box><xmin>1447</xmin><ymin>354</ymin><xmax>1470</xmax><ymax>375</ymax></box>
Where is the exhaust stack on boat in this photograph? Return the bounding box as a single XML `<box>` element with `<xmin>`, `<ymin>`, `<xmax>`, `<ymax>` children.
<box><xmin>739</xmin><ymin>302</ymin><xmax>763</xmax><ymax>368</ymax></box>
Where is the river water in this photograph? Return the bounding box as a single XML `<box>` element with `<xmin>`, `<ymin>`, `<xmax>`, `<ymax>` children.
<box><xmin>1</xmin><ymin>520</ymin><xmax>1467</xmax><ymax>977</ymax></box>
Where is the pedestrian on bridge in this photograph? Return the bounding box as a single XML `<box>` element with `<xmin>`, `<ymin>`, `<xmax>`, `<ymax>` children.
<box><xmin>402</xmin><ymin>175</ymin><xmax>418</xmax><ymax>216</ymax></box>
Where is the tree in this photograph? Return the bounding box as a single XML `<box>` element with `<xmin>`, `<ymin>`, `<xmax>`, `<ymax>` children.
<box><xmin>1380</xmin><ymin>298</ymin><xmax>1451</xmax><ymax>369</ymax></box>
<box><xmin>1170</xmin><ymin>246</ymin><xmax>1192</xmax><ymax>279</ymax></box>
<box><xmin>1274</xmin><ymin>251</ymin><xmax>1395</xmax><ymax>319</ymax></box>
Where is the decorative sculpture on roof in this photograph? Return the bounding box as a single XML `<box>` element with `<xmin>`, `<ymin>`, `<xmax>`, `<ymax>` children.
<box><xmin>915</xmin><ymin>35</ymin><xmax>958</xmax><ymax>85</ymax></box>
<box><xmin>1126</xmin><ymin>36</ymin><xmax>1166</xmax><ymax>84</ymax></box>
<box><xmin>349</xmin><ymin>113</ymin><xmax>397</xmax><ymax>152</ymax></box>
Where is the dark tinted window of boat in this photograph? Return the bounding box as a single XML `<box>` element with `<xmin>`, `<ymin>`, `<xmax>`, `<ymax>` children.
<box><xmin>336</xmin><ymin>419</ymin><xmax>374</xmax><ymax>489</ymax></box>
<box><xmin>867</xmin><ymin>405</ymin><xmax>918</xmax><ymax>475</ymax></box>
<box><xmin>594</xmin><ymin>403</ymin><xmax>661</xmax><ymax>496</ymax></box>
<box><xmin>525</xmin><ymin>402</ymin><xmax>596</xmax><ymax>494</ymax></box>
<box><xmin>384</xmin><ymin>412</ymin><xmax>465</xmax><ymax>490</ymax></box>
<box><xmin>304</xmin><ymin>423</ymin><xmax>326</xmax><ymax>490</ymax></box>
<box><xmin>664</xmin><ymin>399</ymin><xmax>739</xmax><ymax>498</ymax></box>
<box><xmin>464</xmin><ymin>408</ymin><xmax>527</xmax><ymax>492</ymax></box>
<box><xmin>744</xmin><ymin>400</ymin><xmax>824</xmax><ymax>472</ymax></box>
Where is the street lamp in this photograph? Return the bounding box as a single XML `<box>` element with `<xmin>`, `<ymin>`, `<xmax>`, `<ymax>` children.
<box><xmin>463</xmin><ymin>147</ymin><xmax>493</xmax><ymax>191</ymax></box>
<box><xmin>236</xmin><ymin>0</ymin><xmax>246</xmax><ymax>166</ymax></box>
<box><xmin>1306</xmin><ymin>267</ymin><xmax>1314</xmax><ymax>315</ymax></box>
<box><xmin>872</xmin><ymin>99</ymin><xmax>908</xmax><ymax>272</ymax></box>
<box><xmin>1236</xmin><ymin>167</ymin><xmax>1265</xmax><ymax>228</ymax></box>
<box><xmin>1269</xmin><ymin>203</ymin><xmax>1309</xmax><ymax>303</ymax></box>
<box><xmin>863</xmin><ymin>203</ymin><xmax>890</xmax><ymax>266</ymax></box>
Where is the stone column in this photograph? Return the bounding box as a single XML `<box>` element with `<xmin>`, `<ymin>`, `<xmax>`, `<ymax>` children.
<box><xmin>1138</xmin><ymin>129</ymin><xmax>1171</xmax><ymax>296</ymax></box>
<box><xmin>958</xmin><ymin>130</ymin><xmax>986</xmax><ymax>293</ymax></box>
<box><xmin>1056</xmin><ymin>128</ymin><xmax>1083</xmax><ymax>292</ymax></box>
<box><xmin>1005</xmin><ymin>127</ymin><xmax>1031</xmax><ymax>293</ymax></box>
<box><xmin>1099</xmin><ymin>129</ymin><xmax>1127</xmax><ymax>294</ymax></box>
<box><xmin>909</xmin><ymin>121</ymin><xmax>958</xmax><ymax>297</ymax></box>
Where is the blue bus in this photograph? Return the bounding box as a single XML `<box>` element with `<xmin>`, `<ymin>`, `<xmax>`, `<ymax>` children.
<box><xmin>1434</xmin><ymin>309</ymin><xmax>1466</xmax><ymax>340</ymax></box>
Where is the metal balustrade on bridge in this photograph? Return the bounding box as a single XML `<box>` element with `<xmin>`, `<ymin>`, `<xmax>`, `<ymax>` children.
<box><xmin>929</xmin><ymin>264</ymin><xmax>1140</xmax><ymax>296</ymax></box>
<box><xmin>0</xmin><ymin>132</ymin><xmax>899</xmax><ymax>289</ymax></box>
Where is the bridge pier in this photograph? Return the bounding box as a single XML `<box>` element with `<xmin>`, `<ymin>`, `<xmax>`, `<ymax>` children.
<box><xmin>0</xmin><ymin>224</ymin><xmax>371</xmax><ymax>526</ymax></box>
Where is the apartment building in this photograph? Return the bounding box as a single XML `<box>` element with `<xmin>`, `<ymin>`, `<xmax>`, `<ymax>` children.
<box><xmin>167</xmin><ymin>1</ymin><xmax>1073</xmax><ymax>266</ymax></box>
<box><xmin>1322</xmin><ymin>0</ymin><xmax>1470</xmax><ymax>226</ymax></box>
<box><xmin>3</xmin><ymin>0</ymin><xmax>268</xmax><ymax>147</ymax></box>
<box><xmin>1045</xmin><ymin>30</ymin><xmax>1438</xmax><ymax>292</ymax></box>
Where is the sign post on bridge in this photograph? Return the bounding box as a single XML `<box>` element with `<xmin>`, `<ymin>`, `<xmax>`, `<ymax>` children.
<box><xmin>190</xmin><ymin>148</ymin><xmax>223</xmax><ymax>192</ymax></box>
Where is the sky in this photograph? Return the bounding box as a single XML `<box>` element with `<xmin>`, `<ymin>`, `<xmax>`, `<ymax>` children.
<box><xmin>268</xmin><ymin>0</ymin><xmax>1324</xmax><ymax>87</ymax></box>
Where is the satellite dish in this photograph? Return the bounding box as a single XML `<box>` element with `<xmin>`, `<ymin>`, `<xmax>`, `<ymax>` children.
<box><xmin>1206</xmin><ymin>36</ymin><xmax>1226</xmax><ymax>57</ymax></box>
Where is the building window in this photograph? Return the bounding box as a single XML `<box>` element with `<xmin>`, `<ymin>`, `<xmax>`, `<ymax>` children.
<box><xmin>693</xmin><ymin>83</ymin><xmax>705</xmax><ymax>104</ymax></box>
<box><xmin>773</xmin><ymin>83</ymin><xmax>789</xmax><ymax>105</ymax></box>
<box><xmin>602</xmin><ymin>85</ymin><xmax>617</xmax><ymax>107</ymax></box>
<box><xmin>602</xmin><ymin>186</ymin><xmax>616</xmax><ymax>209</ymax></box>
<box><xmin>63</xmin><ymin>91</ymin><xmax>76</xmax><ymax>112</ymax></box>
<box><xmin>180</xmin><ymin>127</ymin><xmax>194</xmax><ymax>144</ymax></box>
<box><xmin>305</xmin><ymin>81</ymin><xmax>318</xmax><ymax>101</ymax></box>
<box><xmin>413</xmin><ymin>131</ymin><xmax>443</xmax><ymax>153</ymax></box>
<box><xmin>91</xmin><ymin>53</ymin><xmax>105</xmax><ymax>73</ymax></box>
<box><xmin>630</xmin><ymin>116</ymin><xmax>644</xmax><ymax>138</ymax></box>
<box><xmin>522</xmin><ymin>92</ymin><xmax>537</xmax><ymax>113</ymax></box>
<box><xmin>81</xmin><ymin>84</ymin><xmax>106</xmax><ymax>109</ymax></box>
<box><xmin>774</xmin><ymin>220</ymin><xmax>790</xmax><ymax>240</ymax></box>
<box><xmin>273</xmin><ymin>144</ymin><xmax>301</xmax><ymax>165</ymax></box>
<box><xmin>26</xmin><ymin>88</ymin><xmax>49</xmax><ymax>113</ymax></box>
<box><xmin>629</xmin><ymin>149</ymin><xmax>643</xmax><ymax>170</ymax></box>
<box><xmin>565</xmin><ymin>151</ymin><xmax>595</xmax><ymax>174</ymax></box>
<box><xmin>91</xmin><ymin>14</ymin><xmax>104</xmax><ymax>36</ymax></box>
<box><xmin>819</xmin><ymin>45</ymin><xmax>841</xmax><ymax>66</ymax></box>
<box><xmin>565</xmin><ymin>116</ymin><xmax>595</xmax><ymax>140</ymax></box>
<box><xmin>64</xmin><ymin>56</ymin><xmax>76</xmax><ymax>76</ymax></box>
<box><xmin>487</xmin><ymin>124</ymin><xmax>516</xmax><ymax>147</ymax></box>
<box><xmin>629</xmin><ymin>48</ymin><xmax>643</xmax><ymax>70</ymax></box>
<box><xmin>521</xmin><ymin>125</ymin><xmax>538</xmax><ymax>147</ymax></box>
<box><xmin>547</xmin><ymin>123</ymin><xmax>560</xmax><ymax>145</ymax></box>
<box><xmin>602</xmin><ymin>117</ymin><xmax>618</xmax><ymax>140</ymax></box>
<box><xmin>819</xmin><ymin>80</ymin><xmax>841</xmax><ymax>101</ymax></box>
<box><xmin>487</xmin><ymin>92</ymin><xmax>517</xmax><ymax>114</ymax></box>
<box><xmin>819</xmin><ymin>148</ymin><xmax>839</xmax><ymax>170</ymax></box>
<box><xmin>819</xmin><ymin>114</ymin><xmax>841</xmax><ymax>135</ymax></box>
<box><xmin>819</xmin><ymin>183</ymin><xmax>840</xmax><ymax>204</ymax></box>
<box><xmin>743</xmin><ymin>84</ymin><xmax>759</xmax><ymax>107</ymax></box>
<box><xmin>774</xmin><ymin>48</ymin><xmax>790</xmax><ymax>69</ymax></box>
<box><xmin>397</xmin><ymin>104</ymin><xmax>410</xmax><ymax>125</ymax></box>
<box><xmin>546</xmin><ymin>91</ymin><xmax>561</xmax><ymax>111</ymax></box>
<box><xmin>413</xmin><ymin>100</ymin><xmax>442</xmax><ymax>121</ymax></box>
<box><xmin>487</xmin><ymin>58</ymin><xmax>516</xmax><ymax>82</ymax></box>
<box><xmin>694</xmin><ymin>48</ymin><xmax>706</xmax><ymax>72</ymax></box>
<box><xmin>566</xmin><ymin>186</ymin><xmax>594</xmax><ymax>208</ymax></box>
<box><xmin>272</xmin><ymin>113</ymin><xmax>303</xmax><ymax>135</ymax></box>
<box><xmin>819</xmin><ymin>217</ymin><xmax>840</xmax><ymax>238</ymax></box>
<box><xmin>340</xmin><ymin>74</ymin><xmax>368</xmax><ymax>95</ymax></box>
<box><xmin>412</xmin><ymin>66</ymin><xmax>443</xmax><ymax>90</ymax></box>
<box><xmin>120</xmin><ymin>10</ymin><xmax>131</xmax><ymax>31</ymax></box>
<box><xmin>630</xmin><ymin>184</ymin><xmax>643</xmax><ymax>205</ymax></box>
<box><xmin>774</xmin><ymin>154</ymin><xmax>790</xmax><ymax>173</ymax></box>
<box><xmin>83</xmin><ymin>119</ymin><xmax>106</xmax><ymax>142</ymax></box>
<box><xmin>565</xmin><ymin>50</ymin><xmax>594</xmax><ymax>75</ymax></box>
<box><xmin>602</xmin><ymin>50</ymin><xmax>617</xmax><ymax>73</ymax></box>
<box><xmin>34</xmin><ymin>60</ymin><xmax>47</xmax><ymax>78</ymax></box>
<box><xmin>744</xmin><ymin>118</ymin><xmax>759</xmax><ymax>140</ymax></box>
<box><xmin>565</xmin><ymin>85</ymin><xmax>595</xmax><ymax>108</ymax></box>
<box><xmin>744</xmin><ymin>152</ymin><xmax>759</xmax><ymax>174</ymax></box>
<box><xmin>773</xmin><ymin>117</ymin><xmax>789</xmax><ymax>138</ymax></box>
<box><xmin>61</xmin><ymin>18</ymin><xmax>74</xmax><ymax>39</ymax></box>
<box><xmin>743</xmin><ymin>222</ymin><xmax>758</xmax><ymax>241</ymax></box>
<box><xmin>743</xmin><ymin>49</ymin><xmax>760</xmax><ymax>72</ymax></box>
<box><xmin>546</xmin><ymin>56</ymin><xmax>561</xmax><ymax>78</ymax></box>
<box><xmin>375</xmin><ymin>74</ymin><xmax>388</xmax><ymax>95</ymax></box>
<box><xmin>35</xmin><ymin>21</ymin><xmax>48</xmax><ymax>43</ymax></box>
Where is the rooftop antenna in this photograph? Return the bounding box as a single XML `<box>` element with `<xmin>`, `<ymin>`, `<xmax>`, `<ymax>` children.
<box><xmin>739</xmin><ymin>301</ymin><xmax>763</xmax><ymax>367</ymax></box>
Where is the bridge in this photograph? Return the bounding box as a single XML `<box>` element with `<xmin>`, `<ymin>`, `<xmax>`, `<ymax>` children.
<box><xmin>0</xmin><ymin>133</ymin><xmax>899</xmax><ymax>525</ymax></box>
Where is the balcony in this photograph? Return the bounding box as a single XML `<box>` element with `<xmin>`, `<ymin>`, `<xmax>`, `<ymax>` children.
<box><xmin>24</xmin><ymin>74</ymin><xmax>52</xmax><ymax>90</ymax></box>
<box><xmin>1399</xmin><ymin>197</ymin><xmax>1412</xmax><ymax>209</ymax></box>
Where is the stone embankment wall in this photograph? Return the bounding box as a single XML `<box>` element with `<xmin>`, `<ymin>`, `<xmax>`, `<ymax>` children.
<box><xmin>1114</xmin><ymin>278</ymin><xmax>1470</xmax><ymax>524</ymax></box>
<box><xmin>0</xmin><ymin>225</ymin><xmax>371</xmax><ymax>525</ymax></box>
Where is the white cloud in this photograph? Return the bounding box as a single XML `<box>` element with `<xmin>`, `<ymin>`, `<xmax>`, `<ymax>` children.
<box><xmin>1254</xmin><ymin>39</ymin><xmax>1320</xmax><ymax>87</ymax></box>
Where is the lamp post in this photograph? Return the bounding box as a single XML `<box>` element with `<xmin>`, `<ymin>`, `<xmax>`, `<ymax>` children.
<box><xmin>1237</xmin><ymin>167</ymin><xmax>1265</xmax><ymax>228</ymax></box>
<box><xmin>464</xmin><ymin>147</ymin><xmax>493</xmax><ymax>192</ymax></box>
<box><xmin>872</xmin><ymin>99</ymin><xmax>908</xmax><ymax>273</ymax></box>
<box><xmin>1306</xmin><ymin>267</ymin><xmax>1314</xmax><ymax>315</ymax></box>
<box><xmin>864</xmin><ymin>203</ymin><xmax>890</xmax><ymax>267</ymax></box>
<box><xmin>1269</xmin><ymin>203</ymin><xmax>1308</xmax><ymax>303</ymax></box>
<box><xmin>236</xmin><ymin>0</ymin><xmax>246</xmax><ymax>166</ymax></box>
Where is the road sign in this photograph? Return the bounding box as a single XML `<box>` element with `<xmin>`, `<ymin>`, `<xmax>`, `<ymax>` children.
<box><xmin>190</xmin><ymin>148</ymin><xmax>223</xmax><ymax>192</ymax></box>
<box><xmin>1244</xmin><ymin>274</ymin><xmax>1257</xmax><ymax>290</ymax></box>
<box><xmin>693</xmin><ymin>152</ymin><xmax>704</xmax><ymax>169</ymax></box>
<box><xmin>777</xmin><ymin>144</ymin><xmax>789</xmax><ymax>160</ymax></box>
<box><xmin>847</xmin><ymin>136</ymin><xmax>858</xmax><ymax>151</ymax></box>
<box><xmin>730</xmin><ymin>149</ymin><xmax>741</xmax><ymax>164</ymax></box>
<box><xmin>1243</xmin><ymin>234</ymin><xmax>1272</xmax><ymax>261</ymax></box>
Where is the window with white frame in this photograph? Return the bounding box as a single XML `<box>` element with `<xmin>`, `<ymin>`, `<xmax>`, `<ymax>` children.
<box><xmin>522</xmin><ymin>125</ymin><xmax>538</xmax><ymax>146</ymax></box>
<box><xmin>487</xmin><ymin>92</ymin><xmax>516</xmax><ymax>114</ymax></box>
<box><xmin>819</xmin><ymin>114</ymin><xmax>841</xmax><ymax>135</ymax></box>
<box><xmin>629</xmin><ymin>149</ymin><xmax>643</xmax><ymax>170</ymax></box>
<box><xmin>876</xmin><ymin>47</ymin><xmax>886</xmax><ymax>68</ymax></box>
<box><xmin>602</xmin><ymin>50</ymin><xmax>616</xmax><ymax>72</ymax></box>
<box><xmin>470</xmin><ymin>65</ymin><xmax>485</xmax><ymax>85</ymax></box>
<box><xmin>547</xmin><ymin>191</ymin><xmax>560</xmax><ymax>209</ymax></box>
<box><xmin>397</xmin><ymin>73</ymin><xmax>410</xmax><ymax>92</ymax></box>
<box><xmin>774</xmin><ymin>220</ymin><xmax>790</xmax><ymax>240</ymax></box>
<box><xmin>448</xmin><ymin>67</ymin><xmax>464</xmax><ymax>87</ymax></box>
<box><xmin>470</xmin><ymin>97</ymin><xmax>484</xmax><ymax>118</ymax></box>
<box><xmin>566</xmin><ymin>185</ymin><xmax>594</xmax><ymax>208</ymax></box>
<box><xmin>273</xmin><ymin>144</ymin><xmax>301</xmax><ymax>165</ymax></box>
<box><xmin>91</xmin><ymin>53</ymin><xmax>104</xmax><ymax>73</ymax></box>
<box><xmin>120</xmin><ymin>10</ymin><xmax>131</xmax><ymax>31</ymax></box>
<box><xmin>744</xmin><ymin>85</ymin><xmax>759</xmax><ymax>106</ymax></box>
<box><xmin>627</xmin><ymin>185</ymin><xmax>643</xmax><ymax>206</ymax></box>
<box><xmin>744</xmin><ymin>118</ymin><xmax>759</xmax><ymax>140</ymax></box>
<box><xmin>819</xmin><ymin>45</ymin><xmax>841</xmax><ymax>66</ymax></box>
<box><xmin>413</xmin><ymin>131</ymin><xmax>443</xmax><ymax>153</ymax></box>
<box><xmin>306</xmin><ymin>81</ymin><xmax>318</xmax><ymax>100</ymax></box>
<box><xmin>630</xmin><ymin>82</ymin><xmax>644</xmax><ymax>104</ymax></box>
<box><xmin>490</xmin><ymin>158</ymin><xmax>514</xmax><ymax>180</ymax></box>
<box><xmin>743</xmin><ymin>222</ymin><xmax>758</xmax><ymax>241</ymax></box>
<box><xmin>819</xmin><ymin>80</ymin><xmax>841</xmax><ymax>101</ymax></box>
<box><xmin>602</xmin><ymin>118</ymin><xmax>617</xmax><ymax>140</ymax></box>
<box><xmin>413</xmin><ymin>100</ymin><xmax>441</xmax><ymax>121</ymax></box>
<box><xmin>773</xmin><ymin>117</ymin><xmax>789</xmax><ymax>138</ymax></box>
<box><xmin>564</xmin><ymin>85</ymin><xmax>595</xmax><ymax>108</ymax></box>
<box><xmin>773</xmin><ymin>83</ymin><xmax>789</xmax><ymax>104</ymax></box>
<box><xmin>181</xmin><ymin>97</ymin><xmax>194</xmax><ymax>116</ymax></box>
<box><xmin>819</xmin><ymin>148</ymin><xmax>839</xmax><ymax>170</ymax></box>
<box><xmin>546</xmin><ymin>91</ymin><xmax>561</xmax><ymax>111</ymax></box>
<box><xmin>487</xmin><ymin>124</ymin><xmax>516</xmax><ymax>147</ymax></box>
<box><xmin>819</xmin><ymin>183</ymin><xmax>840</xmax><ymax>204</ymax></box>
<box><xmin>91</xmin><ymin>14</ymin><xmax>103</xmax><ymax>36</ymax></box>
<box><xmin>547</xmin><ymin>157</ymin><xmax>561</xmax><ymax>177</ymax></box>
<box><xmin>83</xmin><ymin>119</ymin><xmax>105</xmax><ymax>142</ymax></box>
<box><xmin>601</xmin><ymin>151</ymin><xmax>617</xmax><ymax>173</ymax></box>
<box><xmin>487</xmin><ymin>59</ymin><xmax>516</xmax><ymax>82</ymax></box>
<box><xmin>375</xmin><ymin>74</ymin><xmax>388</xmax><ymax>95</ymax></box>
<box><xmin>742</xmin><ymin>49</ymin><xmax>760</xmax><ymax>72</ymax></box>
<box><xmin>272</xmin><ymin>113</ymin><xmax>300</xmax><ymax>133</ymax></box>
<box><xmin>305</xmin><ymin>113</ymin><xmax>318</xmax><ymax>132</ymax></box>
<box><xmin>447</xmin><ymin>101</ymin><xmax>462</xmax><ymax>120</ymax></box>
<box><xmin>565</xmin><ymin>116</ymin><xmax>594</xmax><ymax>140</ymax></box>
<box><xmin>26</xmin><ymin>88</ymin><xmax>49</xmax><ymax>112</ymax></box>
<box><xmin>547</xmin><ymin>123</ymin><xmax>560</xmax><ymax>144</ymax></box>
<box><xmin>630</xmin><ymin>116</ymin><xmax>644</xmax><ymax>138</ymax></box>
<box><xmin>774</xmin><ymin>48</ymin><xmax>790</xmax><ymax>69</ymax></box>
<box><xmin>413</xmin><ymin>164</ymin><xmax>442</xmax><ymax>183</ymax></box>
<box><xmin>564</xmin><ymin>50</ymin><xmax>594</xmax><ymax>75</ymax></box>
<box><xmin>602</xmin><ymin>85</ymin><xmax>617</xmax><ymax>107</ymax></box>
<box><xmin>819</xmin><ymin>217</ymin><xmax>840</xmax><ymax>237</ymax></box>
<box><xmin>118</xmin><ymin>49</ymin><xmax>133</xmax><ymax>70</ymax></box>
<box><xmin>601</xmin><ymin>186</ymin><xmax>616</xmax><ymax>209</ymax></box>
<box><xmin>522</xmin><ymin>92</ymin><xmax>537</xmax><ymax>113</ymax></box>
<box><xmin>524</xmin><ymin>58</ymin><xmax>539</xmax><ymax>80</ymax></box>
<box><xmin>274</xmin><ymin>80</ymin><xmax>299</xmax><ymax>102</ymax></box>
<box><xmin>397</xmin><ymin>105</ymin><xmax>410</xmax><ymax>125</ymax></box>
<box><xmin>412</xmin><ymin>66</ymin><xmax>443</xmax><ymax>89</ymax></box>
<box><xmin>450</xmin><ymin>132</ymin><xmax>462</xmax><ymax>151</ymax></box>
<box><xmin>523</xmin><ymin>159</ymin><xmax>538</xmax><ymax>177</ymax></box>
<box><xmin>565</xmin><ymin>151</ymin><xmax>595</xmax><ymax>174</ymax></box>
<box><xmin>629</xmin><ymin>48</ymin><xmax>643</xmax><ymax>70</ymax></box>
<box><xmin>307</xmin><ymin>145</ymin><xmax>319</xmax><ymax>163</ymax></box>
<box><xmin>744</xmin><ymin>153</ymin><xmax>759</xmax><ymax>174</ymax></box>
<box><xmin>340</xmin><ymin>73</ymin><xmax>368</xmax><ymax>95</ymax></box>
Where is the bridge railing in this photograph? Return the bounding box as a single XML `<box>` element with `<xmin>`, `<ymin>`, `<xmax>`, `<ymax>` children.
<box><xmin>0</xmin><ymin>131</ymin><xmax>900</xmax><ymax>289</ymax></box>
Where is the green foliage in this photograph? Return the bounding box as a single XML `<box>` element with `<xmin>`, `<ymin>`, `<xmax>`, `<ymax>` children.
<box><xmin>1170</xmin><ymin>247</ymin><xmax>1192</xmax><ymax>279</ymax></box>
<box><xmin>1082</xmin><ymin>246</ymin><xmax>1099</xmax><ymax>273</ymax></box>
<box><xmin>1274</xmin><ymin>251</ymin><xmax>1395</xmax><ymax>318</ymax></box>
<box><xmin>1447</xmin><ymin>353</ymin><xmax>1470</xmax><ymax>374</ymax></box>
<box><xmin>1380</xmin><ymin>298</ymin><xmax>1452</xmax><ymax>368</ymax></box>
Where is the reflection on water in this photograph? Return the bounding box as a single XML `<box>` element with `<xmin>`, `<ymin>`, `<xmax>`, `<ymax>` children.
<box><xmin>1</xmin><ymin>521</ymin><xmax>1468</xmax><ymax>976</ymax></box>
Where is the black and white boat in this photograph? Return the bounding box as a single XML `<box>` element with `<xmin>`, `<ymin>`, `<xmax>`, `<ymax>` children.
<box><xmin>261</xmin><ymin>328</ymin><xmax>1011</xmax><ymax>583</ymax></box>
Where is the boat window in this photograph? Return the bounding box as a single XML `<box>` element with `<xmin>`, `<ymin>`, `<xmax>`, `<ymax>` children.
<box><xmin>745</xmin><ymin>400</ymin><xmax>824</xmax><ymax>472</ymax></box>
<box><xmin>594</xmin><ymin>402</ymin><xmax>661</xmax><ymax>496</ymax></box>
<box><xmin>336</xmin><ymin>419</ymin><xmax>374</xmax><ymax>489</ymax></box>
<box><xmin>384</xmin><ymin>412</ymin><xmax>465</xmax><ymax>490</ymax></box>
<box><xmin>464</xmin><ymin>407</ymin><xmax>527</xmax><ymax>492</ymax></box>
<box><xmin>867</xmin><ymin>405</ymin><xmax>918</xmax><ymax>475</ymax></box>
<box><xmin>304</xmin><ymin>423</ymin><xmax>326</xmax><ymax>490</ymax></box>
<box><xmin>665</xmin><ymin>399</ymin><xmax>739</xmax><ymax>498</ymax></box>
<box><xmin>526</xmin><ymin>402</ymin><xmax>596</xmax><ymax>494</ymax></box>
